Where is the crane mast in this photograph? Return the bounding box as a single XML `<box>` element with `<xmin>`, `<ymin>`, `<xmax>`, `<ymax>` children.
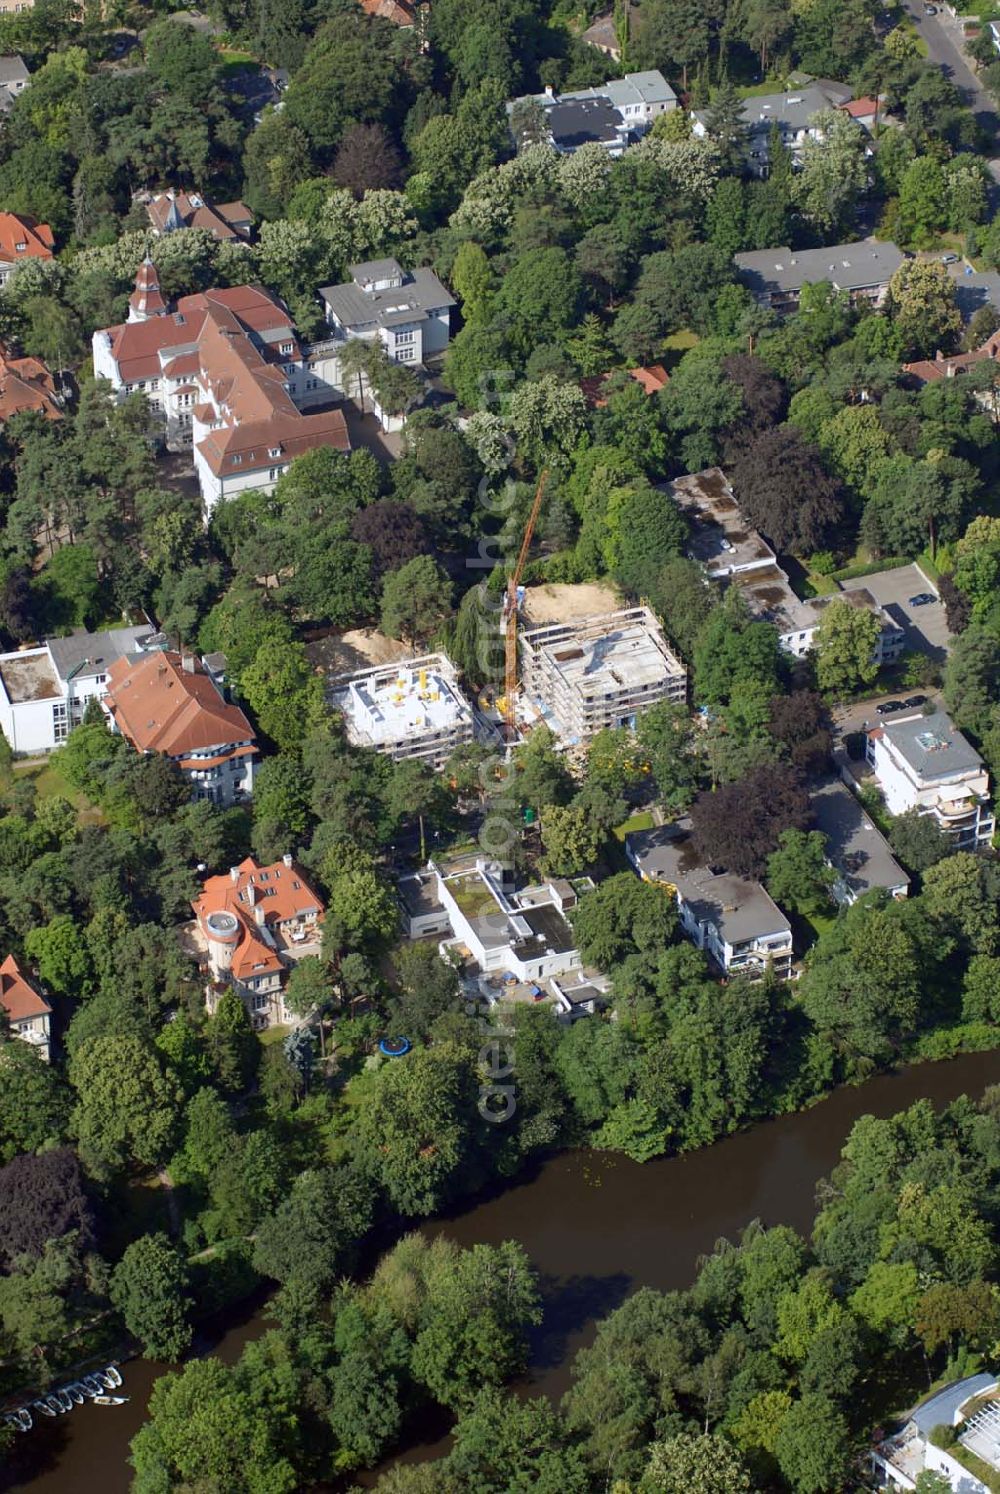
<box><xmin>503</xmin><ymin>470</ymin><xmax>548</xmax><ymax>740</ymax></box>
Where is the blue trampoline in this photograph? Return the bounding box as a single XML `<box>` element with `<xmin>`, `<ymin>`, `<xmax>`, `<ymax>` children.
<box><xmin>379</xmin><ymin>1037</ymin><xmax>412</xmax><ymax>1057</ymax></box>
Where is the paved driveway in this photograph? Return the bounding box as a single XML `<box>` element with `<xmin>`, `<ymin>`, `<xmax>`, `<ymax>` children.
<box><xmin>901</xmin><ymin>0</ymin><xmax>1000</xmax><ymax>156</ymax></box>
<box><xmin>839</xmin><ymin>564</ymin><xmax>951</xmax><ymax>661</ymax></box>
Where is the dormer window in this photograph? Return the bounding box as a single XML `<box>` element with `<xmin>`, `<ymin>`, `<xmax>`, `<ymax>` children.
<box><xmin>14</xmin><ymin>241</ymin><xmax>26</xmax><ymax>252</ymax></box>
<box><xmin>231</xmin><ymin>454</ymin><xmax>242</xmax><ymax>465</ymax></box>
<box><xmin>280</xmin><ymin>341</ymin><xmax>293</xmax><ymax>354</ymax></box>
<box><xmin>268</xmin><ymin>446</ymin><xmax>281</xmax><ymax>458</ymax></box>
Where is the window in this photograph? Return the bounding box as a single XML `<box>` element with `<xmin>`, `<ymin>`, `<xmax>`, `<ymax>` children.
<box><xmin>52</xmin><ymin>701</ymin><xmax>69</xmax><ymax>744</ymax></box>
<box><xmin>231</xmin><ymin>454</ymin><xmax>242</xmax><ymax>465</ymax></box>
<box><xmin>280</xmin><ymin>341</ymin><xmax>294</xmax><ymax>354</ymax></box>
<box><xmin>398</xmin><ymin>347</ymin><xmax>415</xmax><ymax>361</ymax></box>
<box><xmin>268</xmin><ymin>446</ymin><xmax>281</xmax><ymax>458</ymax></box>
<box><xmin>395</xmin><ymin>330</ymin><xmax>416</xmax><ymax>346</ymax></box>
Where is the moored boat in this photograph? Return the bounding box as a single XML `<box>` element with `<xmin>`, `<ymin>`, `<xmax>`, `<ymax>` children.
<box><xmin>92</xmin><ymin>1395</ymin><xmax>127</xmax><ymax>1407</ymax></box>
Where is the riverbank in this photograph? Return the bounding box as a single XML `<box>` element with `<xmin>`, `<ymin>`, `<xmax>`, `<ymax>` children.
<box><xmin>7</xmin><ymin>1045</ymin><xmax>1000</xmax><ymax>1494</ymax></box>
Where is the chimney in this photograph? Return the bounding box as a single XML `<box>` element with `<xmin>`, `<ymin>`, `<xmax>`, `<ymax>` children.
<box><xmin>246</xmin><ymin>882</ymin><xmax>256</xmax><ymax>905</ymax></box>
<box><xmin>182</xmin><ymin>653</ymin><xmax>196</xmax><ymax>673</ymax></box>
<box><xmin>283</xmin><ymin>853</ymin><xmax>293</xmax><ymax>867</ymax></box>
<box><xmin>544</xmin><ymin>85</ymin><xmax>554</xmax><ymax>97</ymax></box>
<box><xmin>936</xmin><ymin>349</ymin><xmax>944</xmax><ymax>361</ymax></box>
<box><xmin>255</xmin><ymin>904</ymin><xmax>266</xmax><ymax>926</ymax></box>
<box><xmin>229</xmin><ymin>866</ymin><xmax>240</xmax><ymax>882</ymax></box>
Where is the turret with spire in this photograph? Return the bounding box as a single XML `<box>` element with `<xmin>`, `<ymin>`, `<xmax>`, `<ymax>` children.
<box><xmin>128</xmin><ymin>255</ymin><xmax>167</xmax><ymax>323</ymax></box>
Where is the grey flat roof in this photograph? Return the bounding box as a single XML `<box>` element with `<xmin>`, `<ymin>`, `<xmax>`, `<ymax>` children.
<box><xmin>879</xmin><ymin>709</ymin><xmax>983</xmax><ymax>780</ymax></box>
<box><xmin>627</xmin><ymin>821</ymin><xmax>791</xmax><ymax>945</ymax></box>
<box><xmin>0</xmin><ymin>55</ymin><xmax>28</xmax><ymax>85</ymax></box>
<box><xmin>913</xmin><ymin>1374</ymin><xmax>996</xmax><ymax>1435</ymax></box>
<box><xmin>0</xmin><ymin>649</ymin><xmax>60</xmax><ymax>704</ymax></box>
<box><xmin>605</xmin><ymin>70</ymin><xmax>676</xmax><ymax>106</ymax></box>
<box><xmin>47</xmin><ymin>625</ymin><xmax>152</xmax><ymax>684</ymax></box>
<box><xmin>549</xmin><ymin>97</ymin><xmax>623</xmax><ymax>146</ymax></box>
<box><xmin>348</xmin><ymin>258</ymin><xmax>403</xmax><ymax>282</ymax></box>
<box><xmin>319</xmin><ymin>266</ymin><xmax>455</xmax><ymax>331</ymax></box>
<box><xmin>735</xmin><ymin>239</ymin><xmax>906</xmax><ymax>296</ymax></box>
<box><xmin>954</xmin><ymin>268</ymin><xmax>1000</xmax><ymax>322</ymax></box>
<box><xmin>397</xmin><ymin>871</ymin><xmax>444</xmax><ymax>918</ymax></box>
<box><xmin>739</xmin><ymin>82</ymin><xmax>850</xmax><ymax>132</ymax></box>
<box><xmin>669</xmin><ymin>468</ymin><xmax>777</xmax><ymax>573</ymax></box>
<box><xmin>809</xmin><ymin>776</ymin><xmax>909</xmax><ymax>898</ymax></box>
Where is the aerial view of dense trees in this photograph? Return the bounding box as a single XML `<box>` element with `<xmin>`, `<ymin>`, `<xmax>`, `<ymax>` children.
<box><xmin>2</xmin><ymin>0</ymin><xmax>1000</xmax><ymax>1488</ymax></box>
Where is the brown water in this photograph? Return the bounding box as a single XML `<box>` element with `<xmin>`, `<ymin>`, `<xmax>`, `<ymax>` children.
<box><xmin>6</xmin><ymin>1049</ymin><xmax>1000</xmax><ymax>1493</ymax></box>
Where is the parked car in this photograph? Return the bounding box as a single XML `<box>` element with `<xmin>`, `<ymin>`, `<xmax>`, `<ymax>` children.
<box><xmin>876</xmin><ymin>700</ymin><xmax>905</xmax><ymax>715</ymax></box>
<box><xmin>903</xmin><ymin>695</ymin><xmax>928</xmax><ymax>709</ymax></box>
<box><xmin>941</xmin><ymin>252</ymin><xmax>959</xmax><ymax>264</ymax></box>
<box><xmin>908</xmin><ymin>592</ymin><xmax>937</xmax><ymax>606</ymax></box>
<box><xmin>923</xmin><ymin>4</ymin><xmax>937</xmax><ymax>14</ymax></box>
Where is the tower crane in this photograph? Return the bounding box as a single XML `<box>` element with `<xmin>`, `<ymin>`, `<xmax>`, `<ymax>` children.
<box><xmin>503</xmin><ymin>469</ymin><xmax>548</xmax><ymax>740</ymax></box>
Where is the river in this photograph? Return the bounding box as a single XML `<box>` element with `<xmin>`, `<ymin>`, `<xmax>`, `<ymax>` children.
<box><xmin>6</xmin><ymin>1048</ymin><xmax>1000</xmax><ymax>1493</ymax></box>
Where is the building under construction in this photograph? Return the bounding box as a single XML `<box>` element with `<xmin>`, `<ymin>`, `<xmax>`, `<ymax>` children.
<box><xmin>518</xmin><ymin>607</ymin><xmax>687</xmax><ymax>745</ymax></box>
<box><xmin>329</xmin><ymin>653</ymin><xmax>475</xmax><ymax>768</ymax></box>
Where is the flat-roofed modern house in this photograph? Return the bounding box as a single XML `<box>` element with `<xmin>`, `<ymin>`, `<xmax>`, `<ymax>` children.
<box><xmin>518</xmin><ymin>607</ymin><xmax>687</xmax><ymax>745</ymax></box>
<box><xmin>0</xmin><ymin>624</ymin><xmax>154</xmax><ymax>754</ymax></box>
<box><xmin>873</xmin><ymin>1372</ymin><xmax>1000</xmax><ymax>1491</ymax></box>
<box><xmin>626</xmin><ymin>819</ymin><xmax>793</xmax><ymax>980</ymax></box>
<box><xmin>102</xmin><ymin>649</ymin><xmax>257</xmax><ymax>806</ymax></box>
<box><xmin>866</xmin><ymin>709</ymin><xmax>995</xmax><ymax>849</ymax></box>
<box><xmin>693</xmin><ymin>80</ymin><xmax>852</xmax><ymax>173</ymax></box>
<box><xmin>432</xmin><ymin>856</ymin><xmax>585</xmax><ymax>984</ymax></box>
<box><xmin>669</xmin><ymin>467</ymin><xmax>779</xmax><ymax>579</ymax></box>
<box><xmin>734</xmin><ymin>239</ymin><xmax>906</xmax><ymax>313</ymax></box>
<box><xmin>809</xmin><ymin>775</ymin><xmax>910</xmax><ymax>905</ymax></box>
<box><xmin>666</xmin><ymin>469</ymin><xmax>904</xmax><ymax>666</ymax></box>
<box><xmin>329</xmin><ymin>654</ymin><xmax>475</xmax><ymax>770</ymax></box>
<box><xmin>318</xmin><ymin>258</ymin><xmax>454</xmax><ymax>367</ymax></box>
<box><xmin>508</xmin><ymin>70</ymin><xmax>676</xmax><ymax>156</ymax></box>
<box><xmin>192</xmin><ymin>855</ymin><xmax>324</xmax><ymax>1029</ymax></box>
<box><xmin>0</xmin><ymin>953</ymin><xmax>51</xmax><ymax>1061</ymax></box>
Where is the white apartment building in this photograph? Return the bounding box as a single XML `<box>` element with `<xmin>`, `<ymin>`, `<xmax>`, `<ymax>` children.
<box><xmin>92</xmin><ymin>262</ymin><xmax>349</xmax><ymax>512</ymax></box>
<box><xmin>329</xmin><ymin>654</ymin><xmax>475</xmax><ymax>769</ymax></box>
<box><xmin>866</xmin><ymin>709</ymin><xmax>995</xmax><ymax>849</ymax></box>
<box><xmin>518</xmin><ymin>607</ymin><xmax>687</xmax><ymax>745</ymax></box>
<box><xmin>626</xmin><ymin>821</ymin><xmax>794</xmax><ymax>980</ymax></box>
<box><xmin>318</xmin><ymin>258</ymin><xmax>454</xmax><ymax>367</ymax></box>
<box><xmin>509</xmin><ymin>70</ymin><xmax>676</xmax><ymax>156</ymax></box>
<box><xmin>0</xmin><ymin>624</ymin><xmax>154</xmax><ymax>754</ymax></box>
<box><xmin>874</xmin><ymin>1372</ymin><xmax>998</xmax><ymax>1492</ymax></box>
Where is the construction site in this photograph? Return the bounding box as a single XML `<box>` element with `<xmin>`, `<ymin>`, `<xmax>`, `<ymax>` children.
<box><xmin>328</xmin><ymin>654</ymin><xmax>476</xmax><ymax>768</ymax></box>
<box><xmin>517</xmin><ymin>607</ymin><xmax>688</xmax><ymax>745</ymax></box>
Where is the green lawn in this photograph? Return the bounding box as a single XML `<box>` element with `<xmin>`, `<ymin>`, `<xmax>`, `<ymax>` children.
<box><xmin>12</xmin><ymin>757</ymin><xmax>104</xmax><ymax>824</ymax></box>
<box><xmin>259</xmin><ymin>1023</ymin><xmax>291</xmax><ymax>1047</ymax></box>
<box><xmin>613</xmin><ymin>809</ymin><xmax>655</xmax><ymax>843</ymax></box>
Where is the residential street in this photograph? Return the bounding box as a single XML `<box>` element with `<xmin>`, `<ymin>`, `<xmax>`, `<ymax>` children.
<box><xmin>901</xmin><ymin>0</ymin><xmax>1000</xmax><ymax>172</ymax></box>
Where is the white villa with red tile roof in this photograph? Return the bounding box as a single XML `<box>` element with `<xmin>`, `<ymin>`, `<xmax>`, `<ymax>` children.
<box><xmin>192</xmin><ymin>856</ymin><xmax>325</xmax><ymax>1028</ymax></box>
<box><xmin>92</xmin><ymin>260</ymin><xmax>349</xmax><ymax>512</ymax></box>
<box><xmin>102</xmin><ymin>648</ymin><xmax>257</xmax><ymax>805</ymax></box>
<box><xmin>0</xmin><ymin>211</ymin><xmax>53</xmax><ymax>286</ymax></box>
<box><xmin>0</xmin><ymin>954</ymin><xmax>51</xmax><ymax>1061</ymax></box>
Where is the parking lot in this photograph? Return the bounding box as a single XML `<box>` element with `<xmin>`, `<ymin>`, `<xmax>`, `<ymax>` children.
<box><xmin>839</xmin><ymin>563</ymin><xmax>951</xmax><ymax>661</ymax></box>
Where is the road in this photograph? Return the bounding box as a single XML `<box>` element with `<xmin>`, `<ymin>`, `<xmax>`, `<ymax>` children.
<box><xmin>833</xmin><ymin>688</ymin><xmax>942</xmax><ymax>738</ymax></box>
<box><xmin>901</xmin><ymin>0</ymin><xmax>1000</xmax><ymax>172</ymax></box>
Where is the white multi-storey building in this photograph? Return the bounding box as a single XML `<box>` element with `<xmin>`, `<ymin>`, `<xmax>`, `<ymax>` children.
<box><xmin>518</xmin><ymin>607</ymin><xmax>687</xmax><ymax>745</ymax></box>
<box><xmin>92</xmin><ymin>261</ymin><xmax>349</xmax><ymax>512</ymax></box>
<box><xmin>866</xmin><ymin>709</ymin><xmax>995</xmax><ymax>849</ymax></box>
<box><xmin>329</xmin><ymin>654</ymin><xmax>475</xmax><ymax>769</ymax></box>
<box><xmin>626</xmin><ymin>820</ymin><xmax>794</xmax><ymax>980</ymax></box>
<box><xmin>0</xmin><ymin>624</ymin><xmax>154</xmax><ymax>753</ymax></box>
<box><xmin>318</xmin><ymin>258</ymin><xmax>454</xmax><ymax>367</ymax></box>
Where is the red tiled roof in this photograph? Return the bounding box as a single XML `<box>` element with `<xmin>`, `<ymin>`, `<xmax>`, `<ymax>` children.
<box><xmin>192</xmin><ymin>856</ymin><xmax>325</xmax><ymax>981</ymax></box>
<box><xmin>359</xmin><ymin>0</ymin><xmax>415</xmax><ymax>23</ymax></box>
<box><xmin>0</xmin><ymin>213</ymin><xmax>54</xmax><ymax>268</ymax></box>
<box><xmin>0</xmin><ymin>954</ymin><xmax>50</xmax><ymax>1021</ymax></box>
<box><xmin>581</xmin><ymin>364</ymin><xmax>671</xmax><ymax>409</ymax></box>
<box><xmin>0</xmin><ymin>341</ymin><xmax>61</xmax><ymax>422</ymax></box>
<box><xmin>103</xmin><ymin>284</ymin><xmax>293</xmax><ymax>384</ymax></box>
<box><xmin>103</xmin><ymin>649</ymin><xmax>256</xmax><ymax>758</ymax></box>
<box><xmin>196</xmin><ymin>408</ymin><xmax>350</xmax><ymax>477</ymax></box>
<box><xmin>147</xmin><ymin>191</ymin><xmax>254</xmax><ymax>241</ymax></box>
<box><xmin>840</xmin><ymin>97</ymin><xmax>881</xmax><ymax>118</ymax></box>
